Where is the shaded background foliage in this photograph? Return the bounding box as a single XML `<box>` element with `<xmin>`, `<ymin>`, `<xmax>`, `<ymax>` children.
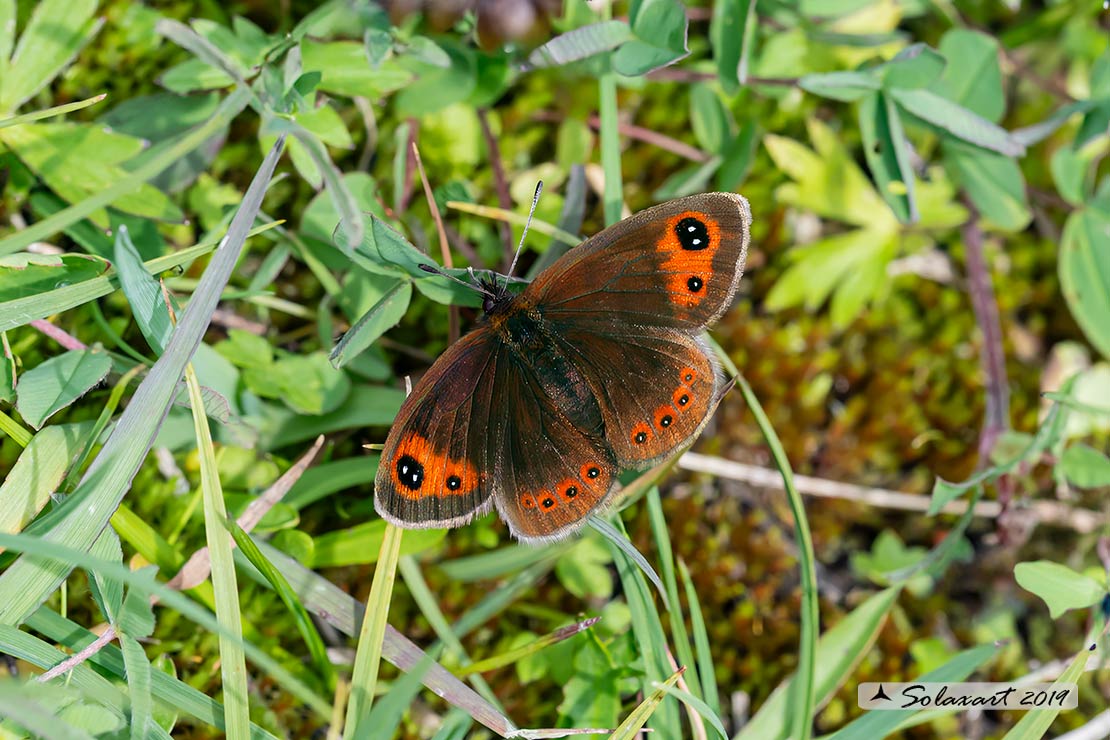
<box><xmin>0</xmin><ymin>0</ymin><xmax>1107</xmax><ymax>738</ymax></box>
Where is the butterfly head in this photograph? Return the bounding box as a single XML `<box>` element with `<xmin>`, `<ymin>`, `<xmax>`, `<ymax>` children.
<box><xmin>479</xmin><ymin>275</ymin><xmax>514</xmax><ymax>315</ymax></box>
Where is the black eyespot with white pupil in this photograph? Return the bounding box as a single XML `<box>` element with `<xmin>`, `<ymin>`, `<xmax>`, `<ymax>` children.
<box><xmin>542</xmin><ymin>497</ymin><xmax>555</xmax><ymax>509</ymax></box>
<box><xmin>660</xmin><ymin>415</ymin><xmax>673</xmax><ymax>428</ymax></box>
<box><xmin>676</xmin><ymin>217</ymin><xmax>709</xmax><ymax>251</ymax></box>
<box><xmin>396</xmin><ymin>455</ymin><xmax>424</xmax><ymax>490</ymax></box>
<box><xmin>587</xmin><ymin>467</ymin><xmax>600</xmax><ymax>478</ymax></box>
<box><xmin>565</xmin><ymin>486</ymin><xmax>578</xmax><ymax>498</ymax></box>
<box><xmin>678</xmin><ymin>394</ymin><xmax>690</xmax><ymax>406</ymax></box>
<box><xmin>446</xmin><ymin>475</ymin><xmax>461</xmax><ymax>490</ymax></box>
<box><xmin>635</xmin><ymin>431</ymin><xmax>647</xmax><ymax>444</ymax></box>
<box><xmin>687</xmin><ymin>276</ymin><xmax>703</xmax><ymax>292</ymax></box>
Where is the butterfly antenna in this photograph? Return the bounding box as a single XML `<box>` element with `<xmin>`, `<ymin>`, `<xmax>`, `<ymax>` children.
<box><xmin>418</xmin><ymin>263</ymin><xmax>492</xmax><ymax>297</ymax></box>
<box><xmin>506</xmin><ymin>180</ymin><xmax>543</xmax><ymax>279</ymax></box>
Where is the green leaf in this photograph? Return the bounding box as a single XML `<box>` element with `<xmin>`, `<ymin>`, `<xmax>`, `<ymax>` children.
<box><xmin>690</xmin><ymin>84</ymin><xmax>731</xmax><ymax>154</ymax></box>
<box><xmin>0</xmin><ymin>252</ymin><xmax>110</xmax><ymax>302</ymax></box>
<box><xmin>799</xmin><ymin>70</ymin><xmax>882</xmax><ymax>102</ymax></box>
<box><xmin>879</xmin><ymin>43</ymin><xmax>946</xmax><ymax>90</ymax></box>
<box><xmin>281</xmin><ymin>104</ymin><xmax>355</xmax><ymax>188</ymax></box>
<box><xmin>16</xmin><ymin>349</ymin><xmax>112</xmax><ymax>430</ymax></box>
<box><xmin>1060</xmin><ymin>443</ymin><xmax>1110</xmax><ymax>488</ymax></box>
<box><xmin>527</xmin><ymin>20</ymin><xmax>632</xmax><ymax>67</ymax></box>
<box><xmin>943</xmin><ymin>140</ymin><xmax>1031</xmax><ymax>231</ymax></box>
<box><xmin>555</xmin><ymin>537</ymin><xmax>614</xmax><ymax>599</ymax></box>
<box><xmin>764</xmin><ymin>120</ymin><xmax>894</xmax><ymax>228</ymax></box>
<box><xmin>23</xmin><ymin>607</ymin><xmax>285</xmax><ymax>738</ymax></box>
<box><xmin>1012</xmin><ymin>100</ymin><xmax>1100</xmax><ymax>148</ymax></box>
<box><xmin>0</xmin><ymin>123</ymin><xmax>184</xmax><ymax>224</ymax></box>
<box><xmin>716</xmin><ymin>119</ymin><xmax>758</xmax><ymax>190</ymax></box>
<box><xmin>0</xmin><ymin>87</ymin><xmax>251</xmax><ymax>256</ymax></box>
<box><xmin>0</xmin><ymin>0</ymin><xmax>100</xmax><ymax>112</ymax></box>
<box><xmin>300</xmin><ymin>40</ymin><xmax>412</xmax><ymax>98</ymax></box>
<box><xmin>1014</xmin><ymin>561</ymin><xmax>1104</xmax><ymax>618</ymax></box>
<box><xmin>1059</xmin><ymin>206</ymin><xmax>1110</xmax><ymax>360</ymax></box>
<box><xmin>0</xmin><ymin>421</ymin><xmax>90</xmax><ymax>543</ymax></box>
<box><xmin>0</xmin><ymin>684</ymin><xmax>100</xmax><ymax>740</ymax></box>
<box><xmin>1075</xmin><ymin>100</ymin><xmax>1110</xmax><ymax>150</ymax></box>
<box><xmin>258</xmin><ymin>383</ymin><xmax>404</xmax><ymax>450</ymax></box>
<box><xmin>310</xmin><ymin>520</ymin><xmax>445</xmax><ymax>567</ymax></box>
<box><xmin>215</xmin><ymin>329</ymin><xmax>274</xmax><ymax>370</ymax></box>
<box><xmin>892</xmin><ymin>88</ymin><xmax>1023</xmax><ymax>156</ymax></box>
<box><xmin>765</xmin><ymin>229</ymin><xmax>896</xmax><ymax>326</ymax></box>
<box><xmin>118</xmin><ymin>569</ymin><xmax>157</xmax><ymax>638</ymax></box>
<box><xmin>933</xmin><ymin>29</ymin><xmax>1004</xmax><ymax>122</ymax></box>
<box><xmin>261</xmin><ymin>352</ymin><xmax>351</xmax><ymax>415</ymax></box>
<box><xmin>0</xmin><ymin>337</ymin><xmax>13</xmax><ymax>404</ymax></box>
<box><xmin>858</xmin><ymin>91</ymin><xmax>918</xmax><ymax>224</ymax></box>
<box><xmin>0</xmin><ymin>94</ymin><xmax>107</xmax><ymax>130</ymax></box>
<box><xmin>653</xmin><ymin>156</ymin><xmax>722</xmax><ymax>200</ymax></box>
<box><xmin>393</xmin><ymin>41</ymin><xmax>475</xmax><ymax>116</ymax></box>
<box><xmin>0</xmin><ymin>0</ymin><xmax>13</xmax><ymax>67</ymax></box>
<box><xmin>612</xmin><ymin>0</ymin><xmax>689</xmax><ymax>76</ymax></box>
<box><xmin>114</xmin><ymin>225</ymin><xmax>174</xmax><ymax>354</ymax></box>
<box><xmin>799</xmin><ymin>0</ymin><xmax>873</xmax><ymax>16</ymax></box>
<box><xmin>710</xmin><ymin>0</ymin><xmax>757</xmax><ymax>94</ymax></box>
<box><xmin>329</xmin><ymin>279</ymin><xmax>412</xmax><ymax>369</ymax></box>
<box><xmin>1050</xmin><ymin>145</ymin><xmax>1094</xmax><ymax>207</ymax></box>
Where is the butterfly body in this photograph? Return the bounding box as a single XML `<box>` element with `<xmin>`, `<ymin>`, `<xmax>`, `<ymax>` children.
<box><xmin>375</xmin><ymin>193</ymin><xmax>752</xmax><ymax>542</ymax></box>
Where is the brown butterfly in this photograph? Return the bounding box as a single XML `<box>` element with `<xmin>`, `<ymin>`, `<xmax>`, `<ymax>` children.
<box><xmin>374</xmin><ymin>193</ymin><xmax>751</xmax><ymax>542</ymax></box>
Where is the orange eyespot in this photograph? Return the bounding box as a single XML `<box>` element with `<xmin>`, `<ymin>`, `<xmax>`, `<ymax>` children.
<box><xmin>391</xmin><ymin>433</ymin><xmax>480</xmax><ymax>499</ymax></box>
<box><xmin>654</xmin><ymin>405</ymin><xmax>675</xmax><ymax>431</ymax></box>
<box><xmin>558</xmin><ymin>479</ymin><xmax>580</xmax><ymax>501</ymax></box>
<box><xmin>630</xmin><ymin>422</ymin><xmax>652</xmax><ymax>445</ymax></box>
<box><xmin>657</xmin><ymin>212</ymin><xmax>720</xmax><ymax>309</ymax></box>
<box><xmin>680</xmin><ymin>367</ymin><xmax>697</xmax><ymax>386</ymax></box>
<box><xmin>537</xmin><ymin>490</ymin><xmax>558</xmax><ymax>510</ymax></box>
<box><xmin>521</xmin><ymin>492</ymin><xmax>537</xmax><ymax>509</ymax></box>
<box><xmin>672</xmin><ymin>386</ymin><xmax>692</xmax><ymax>410</ymax></box>
<box><xmin>580</xmin><ymin>462</ymin><xmax>603</xmax><ymax>483</ymax></box>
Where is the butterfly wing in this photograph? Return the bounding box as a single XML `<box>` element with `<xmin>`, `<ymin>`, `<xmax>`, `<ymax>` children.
<box><xmin>374</xmin><ymin>326</ymin><xmax>618</xmax><ymax>541</ymax></box>
<box><xmin>374</xmin><ymin>328</ymin><xmax>502</xmax><ymax>529</ymax></box>
<box><xmin>522</xmin><ymin>192</ymin><xmax>750</xmax><ymax>469</ymax></box>
<box><xmin>489</xmin><ymin>356</ymin><xmax>619</xmax><ymax>541</ymax></box>
<box><xmin>526</xmin><ymin>192</ymin><xmax>751</xmax><ymax>332</ymax></box>
<box><xmin>542</xmin><ymin>326</ymin><xmax>720</xmax><ymax>468</ymax></box>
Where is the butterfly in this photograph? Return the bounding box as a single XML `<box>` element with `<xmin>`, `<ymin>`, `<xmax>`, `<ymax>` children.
<box><xmin>374</xmin><ymin>192</ymin><xmax>751</xmax><ymax>542</ymax></box>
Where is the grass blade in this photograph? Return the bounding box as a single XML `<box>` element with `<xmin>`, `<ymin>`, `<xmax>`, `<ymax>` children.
<box><xmin>712</xmin><ymin>339</ymin><xmax>819</xmax><ymax>740</ymax></box>
<box><xmin>185</xmin><ymin>363</ymin><xmax>249</xmax><ymax>739</ymax></box>
<box><xmin>679</xmin><ymin>558</ymin><xmax>720</xmax><ymax>716</ymax></box>
<box><xmin>0</xmin><ymin>135</ymin><xmax>285</xmax><ymax>627</ymax></box>
<box><xmin>229</xmin><ymin>523</ymin><xmax>336</xmax><ymax>691</ymax></box>
<box><xmin>608</xmin><ymin>667</ymin><xmax>686</xmax><ymax>740</ymax></box>
<box><xmin>0</xmin><ymin>94</ymin><xmax>106</xmax><ymax>129</ymax></box>
<box><xmin>0</xmin><ymin>87</ymin><xmax>251</xmax><ymax>256</ymax></box>
<box><xmin>343</xmin><ymin>522</ymin><xmax>404</xmax><ymax>737</ymax></box>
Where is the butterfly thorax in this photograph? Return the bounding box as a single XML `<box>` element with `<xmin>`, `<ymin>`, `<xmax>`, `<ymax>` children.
<box><xmin>486</xmin><ymin>295</ymin><xmax>543</xmax><ymax>351</ymax></box>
